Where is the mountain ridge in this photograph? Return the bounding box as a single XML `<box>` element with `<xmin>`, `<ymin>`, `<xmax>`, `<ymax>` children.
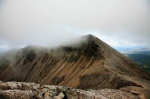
<box><xmin>0</xmin><ymin>34</ymin><xmax>150</xmax><ymax>98</ymax></box>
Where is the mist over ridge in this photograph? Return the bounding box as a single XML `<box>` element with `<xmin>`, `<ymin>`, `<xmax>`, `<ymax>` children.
<box><xmin>0</xmin><ymin>0</ymin><xmax>150</xmax><ymax>53</ymax></box>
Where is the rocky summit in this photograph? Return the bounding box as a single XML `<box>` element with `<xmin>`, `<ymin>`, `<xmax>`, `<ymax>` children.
<box><xmin>0</xmin><ymin>81</ymin><xmax>140</xmax><ymax>99</ymax></box>
<box><xmin>0</xmin><ymin>34</ymin><xmax>150</xmax><ymax>98</ymax></box>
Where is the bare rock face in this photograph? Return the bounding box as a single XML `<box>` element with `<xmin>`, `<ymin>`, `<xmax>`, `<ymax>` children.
<box><xmin>0</xmin><ymin>34</ymin><xmax>150</xmax><ymax>98</ymax></box>
<box><xmin>0</xmin><ymin>81</ymin><xmax>140</xmax><ymax>99</ymax></box>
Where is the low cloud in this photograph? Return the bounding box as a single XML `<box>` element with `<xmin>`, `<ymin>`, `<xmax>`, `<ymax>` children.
<box><xmin>0</xmin><ymin>0</ymin><xmax>150</xmax><ymax>51</ymax></box>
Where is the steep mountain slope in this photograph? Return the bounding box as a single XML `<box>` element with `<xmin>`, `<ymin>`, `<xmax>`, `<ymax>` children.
<box><xmin>0</xmin><ymin>34</ymin><xmax>150</xmax><ymax>98</ymax></box>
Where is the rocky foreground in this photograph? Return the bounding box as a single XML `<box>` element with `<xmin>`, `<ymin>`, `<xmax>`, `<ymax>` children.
<box><xmin>0</xmin><ymin>81</ymin><xmax>140</xmax><ymax>99</ymax></box>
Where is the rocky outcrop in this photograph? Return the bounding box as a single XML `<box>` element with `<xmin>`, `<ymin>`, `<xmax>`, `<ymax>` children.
<box><xmin>0</xmin><ymin>81</ymin><xmax>140</xmax><ymax>99</ymax></box>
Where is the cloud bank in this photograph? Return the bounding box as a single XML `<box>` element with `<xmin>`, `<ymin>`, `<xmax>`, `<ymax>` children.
<box><xmin>0</xmin><ymin>0</ymin><xmax>150</xmax><ymax>51</ymax></box>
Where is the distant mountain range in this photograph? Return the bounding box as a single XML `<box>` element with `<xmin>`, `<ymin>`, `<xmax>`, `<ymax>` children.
<box><xmin>120</xmin><ymin>47</ymin><xmax>150</xmax><ymax>54</ymax></box>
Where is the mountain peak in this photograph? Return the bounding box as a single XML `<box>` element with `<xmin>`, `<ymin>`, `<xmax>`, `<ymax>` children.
<box><xmin>83</xmin><ymin>34</ymin><xmax>96</xmax><ymax>41</ymax></box>
<box><xmin>84</xmin><ymin>34</ymin><xmax>94</xmax><ymax>38</ymax></box>
<box><xmin>0</xmin><ymin>34</ymin><xmax>150</xmax><ymax>98</ymax></box>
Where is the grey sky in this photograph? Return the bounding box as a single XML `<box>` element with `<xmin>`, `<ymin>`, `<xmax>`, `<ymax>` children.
<box><xmin>0</xmin><ymin>0</ymin><xmax>150</xmax><ymax>52</ymax></box>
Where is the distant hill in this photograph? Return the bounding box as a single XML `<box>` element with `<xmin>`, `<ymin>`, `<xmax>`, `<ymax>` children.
<box><xmin>127</xmin><ymin>51</ymin><xmax>150</xmax><ymax>55</ymax></box>
<box><xmin>134</xmin><ymin>51</ymin><xmax>150</xmax><ymax>54</ymax></box>
<box><xmin>121</xmin><ymin>47</ymin><xmax>150</xmax><ymax>55</ymax></box>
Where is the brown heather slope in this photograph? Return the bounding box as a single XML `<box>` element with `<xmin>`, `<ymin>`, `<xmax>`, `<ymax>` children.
<box><xmin>0</xmin><ymin>34</ymin><xmax>150</xmax><ymax>98</ymax></box>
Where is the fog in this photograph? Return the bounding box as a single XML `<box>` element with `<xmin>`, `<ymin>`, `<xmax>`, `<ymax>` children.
<box><xmin>0</xmin><ymin>0</ymin><xmax>150</xmax><ymax>52</ymax></box>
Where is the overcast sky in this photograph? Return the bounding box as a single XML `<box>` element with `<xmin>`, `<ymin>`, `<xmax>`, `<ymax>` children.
<box><xmin>0</xmin><ymin>0</ymin><xmax>150</xmax><ymax>52</ymax></box>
